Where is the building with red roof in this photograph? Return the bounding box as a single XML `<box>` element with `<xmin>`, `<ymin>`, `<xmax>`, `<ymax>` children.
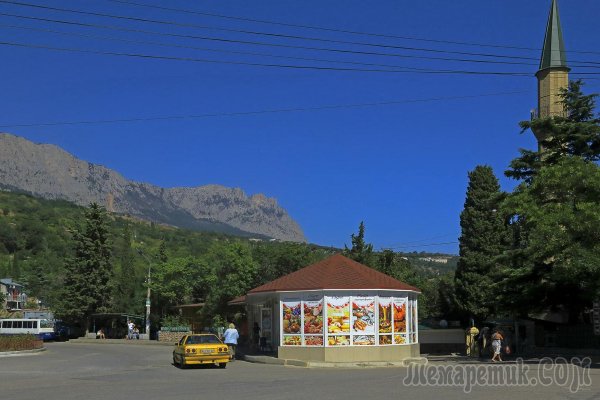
<box><xmin>240</xmin><ymin>254</ymin><xmax>421</xmax><ymax>363</ymax></box>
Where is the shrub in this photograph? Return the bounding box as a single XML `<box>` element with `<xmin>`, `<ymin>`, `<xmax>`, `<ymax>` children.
<box><xmin>0</xmin><ymin>335</ymin><xmax>44</xmax><ymax>351</ymax></box>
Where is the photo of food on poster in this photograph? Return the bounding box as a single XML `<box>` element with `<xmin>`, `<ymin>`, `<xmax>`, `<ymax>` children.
<box><xmin>379</xmin><ymin>335</ymin><xmax>393</xmax><ymax>345</ymax></box>
<box><xmin>304</xmin><ymin>300</ymin><xmax>323</xmax><ymax>334</ymax></box>
<box><xmin>304</xmin><ymin>335</ymin><xmax>324</xmax><ymax>346</ymax></box>
<box><xmin>327</xmin><ymin>335</ymin><xmax>350</xmax><ymax>346</ymax></box>
<box><xmin>378</xmin><ymin>297</ymin><xmax>392</xmax><ymax>333</ymax></box>
<box><xmin>326</xmin><ymin>297</ymin><xmax>350</xmax><ymax>333</ymax></box>
<box><xmin>282</xmin><ymin>335</ymin><xmax>301</xmax><ymax>346</ymax></box>
<box><xmin>393</xmin><ymin>298</ymin><xmax>407</xmax><ymax>333</ymax></box>
<box><xmin>352</xmin><ymin>297</ymin><xmax>375</xmax><ymax>334</ymax></box>
<box><xmin>353</xmin><ymin>335</ymin><xmax>375</xmax><ymax>345</ymax></box>
<box><xmin>394</xmin><ymin>334</ymin><xmax>407</xmax><ymax>345</ymax></box>
<box><xmin>282</xmin><ymin>301</ymin><xmax>301</xmax><ymax>334</ymax></box>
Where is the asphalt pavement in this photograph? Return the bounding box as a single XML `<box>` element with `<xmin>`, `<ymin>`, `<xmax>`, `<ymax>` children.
<box><xmin>0</xmin><ymin>342</ymin><xmax>598</xmax><ymax>400</ymax></box>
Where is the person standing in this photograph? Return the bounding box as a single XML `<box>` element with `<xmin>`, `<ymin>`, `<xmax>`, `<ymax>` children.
<box><xmin>127</xmin><ymin>320</ymin><xmax>134</xmax><ymax>340</ymax></box>
<box><xmin>491</xmin><ymin>329</ymin><xmax>504</xmax><ymax>362</ymax></box>
<box><xmin>252</xmin><ymin>322</ymin><xmax>261</xmax><ymax>350</ymax></box>
<box><xmin>223</xmin><ymin>323</ymin><xmax>239</xmax><ymax>361</ymax></box>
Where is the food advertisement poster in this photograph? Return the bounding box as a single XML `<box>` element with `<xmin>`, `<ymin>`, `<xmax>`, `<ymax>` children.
<box><xmin>327</xmin><ymin>335</ymin><xmax>350</xmax><ymax>346</ymax></box>
<box><xmin>353</xmin><ymin>335</ymin><xmax>375</xmax><ymax>346</ymax></box>
<box><xmin>304</xmin><ymin>300</ymin><xmax>323</xmax><ymax>334</ymax></box>
<box><xmin>282</xmin><ymin>301</ymin><xmax>301</xmax><ymax>334</ymax></box>
<box><xmin>378</xmin><ymin>297</ymin><xmax>392</xmax><ymax>333</ymax></box>
<box><xmin>393</xmin><ymin>298</ymin><xmax>407</xmax><ymax>333</ymax></box>
<box><xmin>304</xmin><ymin>336</ymin><xmax>324</xmax><ymax>346</ymax></box>
<box><xmin>351</xmin><ymin>297</ymin><xmax>375</xmax><ymax>334</ymax></box>
<box><xmin>326</xmin><ymin>297</ymin><xmax>350</xmax><ymax>334</ymax></box>
<box><xmin>282</xmin><ymin>335</ymin><xmax>301</xmax><ymax>346</ymax></box>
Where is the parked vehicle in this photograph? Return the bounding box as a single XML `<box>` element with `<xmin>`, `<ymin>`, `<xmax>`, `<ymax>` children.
<box><xmin>172</xmin><ymin>334</ymin><xmax>230</xmax><ymax>369</ymax></box>
<box><xmin>0</xmin><ymin>318</ymin><xmax>56</xmax><ymax>341</ymax></box>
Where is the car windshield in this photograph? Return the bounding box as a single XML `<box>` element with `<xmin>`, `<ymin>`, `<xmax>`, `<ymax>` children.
<box><xmin>185</xmin><ymin>335</ymin><xmax>221</xmax><ymax>345</ymax></box>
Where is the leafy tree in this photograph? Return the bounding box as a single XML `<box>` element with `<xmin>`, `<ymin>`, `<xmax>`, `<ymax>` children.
<box><xmin>344</xmin><ymin>221</ymin><xmax>375</xmax><ymax>266</ymax></box>
<box><xmin>151</xmin><ymin>257</ymin><xmax>197</xmax><ymax>316</ymax></box>
<box><xmin>251</xmin><ymin>241</ymin><xmax>325</xmax><ymax>284</ymax></box>
<box><xmin>506</xmin><ymin>80</ymin><xmax>600</xmax><ymax>183</ymax></box>
<box><xmin>197</xmin><ymin>242</ymin><xmax>258</xmax><ymax>323</ymax></box>
<box><xmin>499</xmin><ymin>157</ymin><xmax>600</xmax><ymax>321</ymax></box>
<box><xmin>55</xmin><ymin>203</ymin><xmax>113</xmax><ymax>327</ymax></box>
<box><xmin>112</xmin><ymin>223</ymin><xmax>138</xmax><ymax>313</ymax></box>
<box><xmin>455</xmin><ymin>165</ymin><xmax>507</xmax><ymax>322</ymax></box>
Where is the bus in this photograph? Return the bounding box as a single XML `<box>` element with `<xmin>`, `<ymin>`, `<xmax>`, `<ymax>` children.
<box><xmin>0</xmin><ymin>318</ymin><xmax>57</xmax><ymax>341</ymax></box>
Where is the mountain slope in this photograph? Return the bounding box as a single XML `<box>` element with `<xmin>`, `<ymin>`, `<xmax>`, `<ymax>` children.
<box><xmin>0</xmin><ymin>133</ymin><xmax>306</xmax><ymax>242</ymax></box>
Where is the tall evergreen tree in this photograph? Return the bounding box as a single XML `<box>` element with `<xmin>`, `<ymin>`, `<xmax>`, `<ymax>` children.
<box><xmin>506</xmin><ymin>80</ymin><xmax>600</xmax><ymax>183</ymax></box>
<box><xmin>500</xmin><ymin>80</ymin><xmax>600</xmax><ymax>321</ymax></box>
<box><xmin>55</xmin><ymin>203</ymin><xmax>113</xmax><ymax>327</ymax></box>
<box><xmin>344</xmin><ymin>221</ymin><xmax>374</xmax><ymax>266</ymax></box>
<box><xmin>455</xmin><ymin>166</ymin><xmax>507</xmax><ymax>322</ymax></box>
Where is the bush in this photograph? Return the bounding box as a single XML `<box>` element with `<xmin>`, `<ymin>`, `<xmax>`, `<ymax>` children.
<box><xmin>0</xmin><ymin>335</ymin><xmax>44</xmax><ymax>351</ymax></box>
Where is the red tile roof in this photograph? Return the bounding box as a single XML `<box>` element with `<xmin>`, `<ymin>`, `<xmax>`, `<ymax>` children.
<box><xmin>247</xmin><ymin>254</ymin><xmax>420</xmax><ymax>294</ymax></box>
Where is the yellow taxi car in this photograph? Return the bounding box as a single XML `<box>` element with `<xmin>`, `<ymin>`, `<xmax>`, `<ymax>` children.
<box><xmin>172</xmin><ymin>334</ymin><xmax>230</xmax><ymax>369</ymax></box>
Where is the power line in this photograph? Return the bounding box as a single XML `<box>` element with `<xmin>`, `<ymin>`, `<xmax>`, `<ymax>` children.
<box><xmin>0</xmin><ymin>40</ymin><xmax>537</xmax><ymax>76</ymax></box>
<box><xmin>0</xmin><ymin>23</ymin><xmax>520</xmax><ymax>73</ymax></box>
<box><xmin>0</xmin><ymin>0</ymin><xmax>577</xmax><ymax>63</ymax></box>
<box><xmin>108</xmin><ymin>0</ymin><xmax>600</xmax><ymax>56</ymax></box>
<box><xmin>0</xmin><ymin>12</ymin><xmax>549</xmax><ymax>68</ymax></box>
<box><xmin>0</xmin><ymin>90</ymin><xmax>531</xmax><ymax>128</ymax></box>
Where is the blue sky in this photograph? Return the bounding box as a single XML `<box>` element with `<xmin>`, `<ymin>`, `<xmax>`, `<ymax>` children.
<box><xmin>1</xmin><ymin>0</ymin><xmax>599</xmax><ymax>253</ymax></box>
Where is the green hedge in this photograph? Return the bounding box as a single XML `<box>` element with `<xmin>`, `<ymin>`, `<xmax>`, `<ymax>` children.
<box><xmin>0</xmin><ymin>335</ymin><xmax>44</xmax><ymax>351</ymax></box>
<box><xmin>160</xmin><ymin>326</ymin><xmax>191</xmax><ymax>332</ymax></box>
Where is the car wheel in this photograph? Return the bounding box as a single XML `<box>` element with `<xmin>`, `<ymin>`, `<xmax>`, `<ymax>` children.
<box><xmin>218</xmin><ymin>362</ymin><xmax>227</xmax><ymax>369</ymax></box>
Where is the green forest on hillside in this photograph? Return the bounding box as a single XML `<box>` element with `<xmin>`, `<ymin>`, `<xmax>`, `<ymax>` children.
<box><xmin>0</xmin><ymin>191</ymin><xmax>457</xmax><ymax>327</ymax></box>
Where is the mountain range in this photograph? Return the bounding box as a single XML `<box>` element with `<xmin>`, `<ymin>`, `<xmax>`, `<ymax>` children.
<box><xmin>0</xmin><ymin>133</ymin><xmax>306</xmax><ymax>242</ymax></box>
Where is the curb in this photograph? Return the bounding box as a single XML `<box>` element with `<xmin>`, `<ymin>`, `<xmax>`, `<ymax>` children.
<box><xmin>68</xmin><ymin>339</ymin><xmax>173</xmax><ymax>346</ymax></box>
<box><xmin>0</xmin><ymin>347</ymin><xmax>47</xmax><ymax>357</ymax></box>
<box><xmin>243</xmin><ymin>354</ymin><xmax>427</xmax><ymax>368</ymax></box>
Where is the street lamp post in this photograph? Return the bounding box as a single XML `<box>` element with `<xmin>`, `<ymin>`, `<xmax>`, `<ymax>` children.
<box><xmin>138</xmin><ymin>250</ymin><xmax>152</xmax><ymax>340</ymax></box>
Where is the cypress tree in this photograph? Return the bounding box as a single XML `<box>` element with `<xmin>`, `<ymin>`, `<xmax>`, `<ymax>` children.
<box><xmin>56</xmin><ymin>203</ymin><xmax>113</xmax><ymax>327</ymax></box>
<box><xmin>455</xmin><ymin>166</ymin><xmax>506</xmax><ymax>322</ymax></box>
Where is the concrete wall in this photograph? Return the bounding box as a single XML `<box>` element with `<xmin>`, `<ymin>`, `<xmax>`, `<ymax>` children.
<box><xmin>278</xmin><ymin>343</ymin><xmax>419</xmax><ymax>362</ymax></box>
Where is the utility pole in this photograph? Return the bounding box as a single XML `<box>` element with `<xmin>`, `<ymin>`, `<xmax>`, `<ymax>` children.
<box><xmin>138</xmin><ymin>249</ymin><xmax>152</xmax><ymax>340</ymax></box>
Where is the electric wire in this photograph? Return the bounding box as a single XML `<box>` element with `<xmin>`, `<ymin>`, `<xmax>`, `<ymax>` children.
<box><xmin>0</xmin><ymin>90</ymin><xmax>530</xmax><ymax>129</ymax></box>
<box><xmin>0</xmin><ymin>12</ymin><xmax>551</xmax><ymax>68</ymax></box>
<box><xmin>0</xmin><ymin>40</ymin><xmax>537</xmax><ymax>76</ymax></box>
<box><xmin>108</xmin><ymin>0</ymin><xmax>600</xmax><ymax>56</ymax></box>
<box><xmin>0</xmin><ymin>23</ymin><xmax>521</xmax><ymax>73</ymax></box>
<box><xmin>0</xmin><ymin>0</ymin><xmax>580</xmax><ymax>62</ymax></box>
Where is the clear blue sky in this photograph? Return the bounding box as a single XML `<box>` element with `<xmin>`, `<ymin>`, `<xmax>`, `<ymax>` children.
<box><xmin>1</xmin><ymin>0</ymin><xmax>599</xmax><ymax>254</ymax></box>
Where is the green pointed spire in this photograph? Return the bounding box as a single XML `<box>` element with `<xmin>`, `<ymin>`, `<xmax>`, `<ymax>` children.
<box><xmin>539</xmin><ymin>0</ymin><xmax>568</xmax><ymax>71</ymax></box>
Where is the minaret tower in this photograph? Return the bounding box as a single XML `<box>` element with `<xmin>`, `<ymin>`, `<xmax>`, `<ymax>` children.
<box><xmin>533</xmin><ymin>0</ymin><xmax>570</xmax><ymax>151</ymax></box>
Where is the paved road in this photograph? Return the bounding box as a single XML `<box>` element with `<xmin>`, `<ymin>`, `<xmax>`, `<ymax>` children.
<box><xmin>1</xmin><ymin>342</ymin><xmax>598</xmax><ymax>400</ymax></box>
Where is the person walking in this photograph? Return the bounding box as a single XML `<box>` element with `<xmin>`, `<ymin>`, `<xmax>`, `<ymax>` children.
<box><xmin>491</xmin><ymin>329</ymin><xmax>504</xmax><ymax>362</ymax></box>
<box><xmin>223</xmin><ymin>323</ymin><xmax>239</xmax><ymax>361</ymax></box>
